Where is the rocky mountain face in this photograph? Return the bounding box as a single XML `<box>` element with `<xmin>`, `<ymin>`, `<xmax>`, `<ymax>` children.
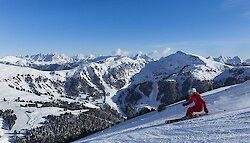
<box><xmin>213</xmin><ymin>67</ymin><xmax>250</xmax><ymax>88</ymax></box>
<box><xmin>65</xmin><ymin>56</ymin><xmax>150</xmax><ymax>105</ymax></box>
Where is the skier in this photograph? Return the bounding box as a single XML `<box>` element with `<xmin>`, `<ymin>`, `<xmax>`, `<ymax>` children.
<box><xmin>182</xmin><ymin>88</ymin><xmax>208</xmax><ymax>118</ymax></box>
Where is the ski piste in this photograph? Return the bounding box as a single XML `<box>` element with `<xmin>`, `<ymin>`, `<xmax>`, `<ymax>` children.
<box><xmin>165</xmin><ymin>113</ymin><xmax>208</xmax><ymax>124</ymax></box>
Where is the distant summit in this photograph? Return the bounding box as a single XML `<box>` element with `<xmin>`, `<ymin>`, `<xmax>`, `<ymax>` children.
<box><xmin>213</xmin><ymin>56</ymin><xmax>243</xmax><ymax>66</ymax></box>
<box><xmin>23</xmin><ymin>53</ymin><xmax>71</xmax><ymax>63</ymax></box>
<box><xmin>0</xmin><ymin>53</ymin><xmax>152</xmax><ymax>71</ymax></box>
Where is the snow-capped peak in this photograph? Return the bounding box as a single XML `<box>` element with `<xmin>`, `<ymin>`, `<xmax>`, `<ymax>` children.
<box><xmin>213</xmin><ymin>56</ymin><xmax>243</xmax><ymax>66</ymax></box>
<box><xmin>0</xmin><ymin>53</ymin><xmax>74</xmax><ymax>67</ymax></box>
<box><xmin>0</xmin><ymin>56</ymin><xmax>27</xmax><ymax>66</ymax></box>
<box><xmin>133</xmin><ymin>51</ymin><xmax>226</xmax><ymax>83</ymax></box>
<box><xmin>132</xmin><ymin>53</ymin><xmax>153</xmax><ymax>63</ymax></box>
<box><xmin>0</xmin><ymin>53</ymin><xmax>153</xmax><ymax>71</ymax></box>
<box><xmin>23</xmin><ymin>53</ymin><xmax>71</xmax><ymax>63</ymax></box>
<box><xmin>72</xmin><ymin>54</ymin><xmax>96</xmax><ymax>61</ymax></box>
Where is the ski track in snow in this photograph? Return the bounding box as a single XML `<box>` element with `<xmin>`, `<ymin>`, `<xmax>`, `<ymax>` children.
<box><xmin>75</xmin><ymin>81</ymin><xmax>250</xmax><ymax>143</ymax></box>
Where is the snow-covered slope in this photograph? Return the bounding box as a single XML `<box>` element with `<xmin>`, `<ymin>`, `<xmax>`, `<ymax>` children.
<box><xmin>75</xmin><ymin>81</ymin><xmax>250</xmax><ymax>143</ymax></box>
<box><xmin>135</xmin><ymin>51</ymin><xmax>226</xmax><ymax>83</ymax></box>
<box><xmin>66</xmin><ymin>56</ymin><xmax>148</xmax><ymax>111</ymax></box>
<box><xmin>0</xmin><ymin>54</ymin><xmax>150</xmax><ymax>142</ymax></box>
<box><xmin>0</xmin><ymin>63</ymin><xmax>68</xmax><ymax>98</ymax></box>
<box><xmin>0</xmin><ymin>61</ymin><xmax>131</xmax><ymax>142</ymax></box>
<box><xmin>0</xmin><ymin>78</ymin><xmax>96</xmax><ymax>132</ymax></box>
<box><xmin>0</xmin><ymin>53</ymin><xmax>150</xmax><ymax>109</ymax></box>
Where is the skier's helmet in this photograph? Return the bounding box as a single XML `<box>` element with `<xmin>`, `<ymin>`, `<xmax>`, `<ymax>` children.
<box><xmin>188</xmin><ymin>88</ymin><xmax>197</xmax><ymax>96</ymax></box>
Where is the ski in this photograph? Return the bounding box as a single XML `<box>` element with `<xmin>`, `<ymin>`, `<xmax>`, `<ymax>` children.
<box><xmin>165</xmin><ymin>113</ymin><xmax>208</xmax><ymax>124</ymax></box>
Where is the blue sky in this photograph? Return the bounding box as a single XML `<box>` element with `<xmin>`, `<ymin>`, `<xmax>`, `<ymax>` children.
<box><xmin>0</xmin><ymin>0</ymin><xmax>250</xmax><ymax>59</ymax></box>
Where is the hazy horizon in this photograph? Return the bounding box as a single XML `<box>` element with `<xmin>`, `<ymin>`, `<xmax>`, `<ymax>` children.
<box><xmin>0</xmin><ymin>0</ymin><xmax>250</xmax><ymax>59</ymax></box>
<box><xmin>1</xmin><ymin>49</ymin><xmax>250</xmax><ymax>61</ymax></box>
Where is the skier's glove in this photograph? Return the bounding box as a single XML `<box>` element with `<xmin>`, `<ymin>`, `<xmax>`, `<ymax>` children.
<box><xmin>182</xmin><ymin>103</ymin><xmax>188</xmax><ymax>106</ymax></box>
<box><xmin>204</xmin><ymin>107</ymin><xmax>209</xmax><ymax>113</ymax></box>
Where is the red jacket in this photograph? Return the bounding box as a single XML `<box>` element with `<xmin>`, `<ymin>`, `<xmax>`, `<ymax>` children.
<box><xmin>187</xmin><ymin>92</ymin><xmax>207</xmax><ymax>108</ymax></box>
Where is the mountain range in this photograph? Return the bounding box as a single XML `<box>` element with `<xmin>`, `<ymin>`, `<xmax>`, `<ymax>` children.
<box><xmin>0</xmin><ymin>51</ymin><xmax>250</xmax><ymax>142</ymax></box>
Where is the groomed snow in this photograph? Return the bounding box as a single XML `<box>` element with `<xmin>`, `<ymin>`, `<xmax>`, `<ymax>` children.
<box><xmin>75</xmin><ymin>81</ymin><xmax>250</xmax><ymax>143</ymax></box>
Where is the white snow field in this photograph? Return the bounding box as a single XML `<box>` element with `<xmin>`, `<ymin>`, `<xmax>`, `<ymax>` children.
<box><xmin>75</xmin><ymin>81</ymin><xmax>250</xmax><ymax>143</ymax></box>
<box><xmin>0</xmin><ymin>64</ymin><xmax>97</xmax><ymax>142</ymax></box>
